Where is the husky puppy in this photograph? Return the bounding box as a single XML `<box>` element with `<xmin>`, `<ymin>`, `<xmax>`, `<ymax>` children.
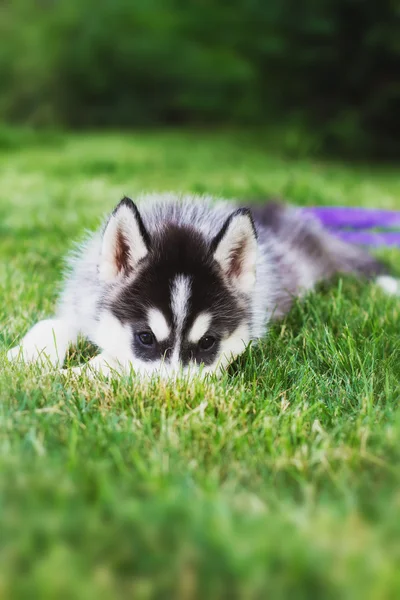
<box><xmin>7</xmin><ymin>194</ymin><xmax>398</xmax><ymax>378</ymax></box>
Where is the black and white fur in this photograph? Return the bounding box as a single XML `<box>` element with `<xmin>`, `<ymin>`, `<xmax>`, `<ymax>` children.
<box><xmin>7</xmin><ymin>193</ymin><xmax>399</xmax><ymax>378</ymax></box>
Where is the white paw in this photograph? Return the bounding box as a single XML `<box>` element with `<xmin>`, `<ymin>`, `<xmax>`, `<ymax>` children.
<box><xmin>60</xmin><ymin>365</ymin><xmax>86</xmax><ymax>378</ymax></box>
<box><xmin>376</xmin><ymin>276</ymin><xmax>400</xmax><ymax>297</ymax></box>
<box><xmin>60</xmin><ymin>354</ymin><xmax>125</xmax><ymax>379</ymax></box>
<box><xmin>7</xmin><ymin>342</ymin><xmax>55</xmax><ymax>367</ymax></box>
<box><xmin>7</xmin><ymin>319</ymin><xmax>77</xmax><ymax>368</ymax></box>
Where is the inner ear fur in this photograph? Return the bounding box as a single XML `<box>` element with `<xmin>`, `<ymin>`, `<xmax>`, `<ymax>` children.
<box><xmin>99</xmin><ymin>197</ymin><xmax>151</xmax><ymax>281</ymax></box>
<box><xmin>211</xmin><ymin>208</ymin><xmax>258</xmax><ymax>294</ymax></box>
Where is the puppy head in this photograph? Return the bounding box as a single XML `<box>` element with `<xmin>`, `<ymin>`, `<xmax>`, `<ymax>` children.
<box><xmin>96</xmin><ymin>198</ymin><xmax>258</xmax><ymax>377</ymax></box>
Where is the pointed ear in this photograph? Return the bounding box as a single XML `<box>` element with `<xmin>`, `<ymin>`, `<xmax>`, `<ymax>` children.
<box><xmin>211</xmin><ymin>208</ymin><xmax>258</xmax><ymax>294</ymax></box>
<box><xmin>99</xmin><ymin>197</ymin><xmax>151</xmax><ymax>281</ymax></box>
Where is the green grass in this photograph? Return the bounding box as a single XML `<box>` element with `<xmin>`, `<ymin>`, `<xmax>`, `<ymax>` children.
<box><xmin>1</xmin><ymin>128</ymin><xmax>400</xmax><ymax>599</ymax></box>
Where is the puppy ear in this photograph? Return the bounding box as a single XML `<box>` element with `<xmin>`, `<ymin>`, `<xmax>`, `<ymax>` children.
<box><xmin>211</xmin><ymin>208</ymin><xmax>258</xmax><ymax>294</ymax></box>
<box><xmin>99</xmin><ymin>197</ymin><xmax>150</xmax><ymax>281</ymax></box>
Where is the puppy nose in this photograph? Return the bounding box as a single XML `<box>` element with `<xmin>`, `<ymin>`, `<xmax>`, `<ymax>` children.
<box><xmin>164</xmin><ymin>347</ymin><xmax>172</xmax><ymax>361</ymax></box>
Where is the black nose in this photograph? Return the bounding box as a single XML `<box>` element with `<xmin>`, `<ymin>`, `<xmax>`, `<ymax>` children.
<box><xmin>164</xmin><ymin>347</ymin><xmax>172</xmax><ymax>361</ymax></box>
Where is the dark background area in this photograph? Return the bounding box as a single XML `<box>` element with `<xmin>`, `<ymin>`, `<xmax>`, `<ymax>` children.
<box><xmin>0</xmin><ymin>0</ymin><xmax>399</xmax><ymax>158</ymax></box>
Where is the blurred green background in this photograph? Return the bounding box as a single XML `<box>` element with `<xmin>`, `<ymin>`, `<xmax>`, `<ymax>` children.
<box><xmin>1</xmin><ymin>2</ymin><xmax>400</xmax><ymax>596</ymax></box>
<box><xmin>0</xmin><ymin>0</ymin><xmax>399</xmax><ymax>157</ymax></box>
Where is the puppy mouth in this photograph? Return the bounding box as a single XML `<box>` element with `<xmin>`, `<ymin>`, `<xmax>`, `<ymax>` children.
<box><xmin>132</xmin><ymin>361</ymin><xmax>223</xmax><ymax>381</ymax></box>
<box><xmin>127</xmin><ymin>346</ymin><xmax>245</xmax><ymax>380</ymax></box>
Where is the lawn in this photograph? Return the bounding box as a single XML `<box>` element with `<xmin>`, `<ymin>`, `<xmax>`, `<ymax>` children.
<box><xmin>1</xmin><ymin>128</ymin><xmax>400</xmax><ymax>599</ymax></box>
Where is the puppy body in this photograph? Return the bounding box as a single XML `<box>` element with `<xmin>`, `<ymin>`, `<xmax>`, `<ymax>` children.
<box><xmin>8</xmin><ymin>193</ymin><xmax>394</xmax><ymax>377</ymax></box>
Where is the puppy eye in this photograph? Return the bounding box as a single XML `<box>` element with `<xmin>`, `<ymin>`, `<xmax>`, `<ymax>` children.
<box><xmin>137</xmin><ymin>331</ymin><xmax>155</xmax><ymax>347</ymax></box>
<box><xmin>198</xmin><ymin>335</ymin><xmax>216</xmax><ymax>351</ymax></box>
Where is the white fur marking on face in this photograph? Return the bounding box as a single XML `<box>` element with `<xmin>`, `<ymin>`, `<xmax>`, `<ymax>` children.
<box><xmin>170</xmin><ymin>275</ymin><xmax>192</xmax><ymax>363</ymax></box>
<box><xmin>99</xmin><ymin>204</ymin><xmax>148</xmax><ymax>281</ymax></box>
<box><xmin>213</xmin><ymin>213</ymin><xmax>258</xmax><ymax>294</ymax></box>
<box><xmin>188</xmin><ymin>312</ymin><xmax>212</xmax><ymax>344</ymax></box>
<box><xmin>148</xmin><ymin>308</ymin><xmax>170</xmax><ymax>341</ymax></box>
<box><xmin>376</xmin><ymin>276</ymin><xmax>400</xmax><ymax>297</ymax></box>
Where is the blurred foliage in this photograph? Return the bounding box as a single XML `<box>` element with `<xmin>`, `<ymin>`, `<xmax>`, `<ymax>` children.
<box><xmin>0</xmin><ymin>0</ymin><xmax>399</xmax><ymax>157</ymax></box>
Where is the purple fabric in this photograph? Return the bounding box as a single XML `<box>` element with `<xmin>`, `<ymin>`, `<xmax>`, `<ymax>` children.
<box><xmin>303</xmin><ymin>207</ymin><xmax>400</xmax><ymax>229</ymax></box>
<box><xmin>301</xmin><ymin>206</ymin><xmax>400</xmax><ymax>246</ymax></box>
<box><xmin>332</xmin><ymin>230</ymin><xmax>400</xmax><ymax>247</ymax></box>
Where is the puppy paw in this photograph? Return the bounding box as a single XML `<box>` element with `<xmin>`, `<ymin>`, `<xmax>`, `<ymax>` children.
<box><xmin>7</xmin><ymin>343</ymin><xmax>51</xmax><ymax>366</ymax></box>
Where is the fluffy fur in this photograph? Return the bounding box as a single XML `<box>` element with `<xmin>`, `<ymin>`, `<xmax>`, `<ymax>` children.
<box><xmin>7</xmin><ymin>193</ymin><xmax>397</xmax><ymax>378</ymax></box>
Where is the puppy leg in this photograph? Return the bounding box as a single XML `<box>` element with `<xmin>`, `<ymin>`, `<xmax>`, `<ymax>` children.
<box><xmin>7</xmin><ymin>319</ymin><xmax>78</xmax><ymax>368</ymax></box>
<box><xmin>62</xmin><ymin>352</ymin><xmax>129</xmax><ymax>379</ymax></box>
